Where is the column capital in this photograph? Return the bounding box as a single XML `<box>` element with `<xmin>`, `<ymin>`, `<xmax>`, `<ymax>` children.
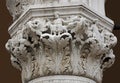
<box><xmin>6</xmin><ymin>1</ymin><xmax>117</xmax><ymax>83</ymax></box>
<box><xmin>6</xmin><ymin>11</ymin><xmax>117</xmax><ymax>83</ymax></box>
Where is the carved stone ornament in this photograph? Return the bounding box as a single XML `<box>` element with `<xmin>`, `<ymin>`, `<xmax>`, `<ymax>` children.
<box><xmin>6</xmin><ymin>0</ymin><xmax>117</xmax><ymax>83</ymax></box>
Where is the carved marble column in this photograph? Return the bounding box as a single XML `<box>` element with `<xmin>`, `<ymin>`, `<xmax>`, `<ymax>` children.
<box><xmin>6</xmin><ymin>0</ymin><xmax>117</xmax><ymax>83</ymax></box>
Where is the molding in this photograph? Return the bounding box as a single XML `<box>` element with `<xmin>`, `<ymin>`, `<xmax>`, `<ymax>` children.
<box><xmin>8</xmin><ymin>4</ymin><xmax>114</xmax><ymax>37</ymax></box>
<box><xmin>6</xmin><ymin>0</ymin><xmax>106</xmax><ymax>20</ymax></box>
<box><xmin>29</xmin><ymin>75</ymin><xmax>96</xmax><ymax>83</ymax></box>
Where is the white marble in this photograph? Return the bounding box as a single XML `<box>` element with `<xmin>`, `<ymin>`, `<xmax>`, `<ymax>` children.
<box><xmin>6</xmin><ymin>0</ymin><xmax>117</xmax><ymax>83</ymax></box>
<box><xmin>29</xmin><ymin>75</ymin><xmax>96</xmax><ymax>83</ymax></box>
<box><xmin>6</xmin><ymin>0</ymin><xmax>106</xmax><ymax>20</ymax></box>
<box><xmin>7</xmin><ymin>4</ymin><xmax>114</xmax><ymax>37</ymax></box>
<box><xmin>6</xmin><ymin>13</ymin><xmax>117</xmax><ymax>83</ymax></box>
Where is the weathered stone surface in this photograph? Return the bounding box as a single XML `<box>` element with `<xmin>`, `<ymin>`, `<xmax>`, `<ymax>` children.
<box><xmin>6</xmin><ymin>0</ymin><xmax>117</xmax><ymax>83</ymax></box>
<box><xmin>6</xmin><ymin>0</ymin><xmax>106</xmax><ymax>20</ymax></box>
<box><xmin>6</xmin><ymin>12</ymin><xmax>117</xmax><ymax>83</ymax></box>
<box><xmin>28</xmin><ymin>75</ymin><xmax>96</xmax><ymax>83</ymax></box>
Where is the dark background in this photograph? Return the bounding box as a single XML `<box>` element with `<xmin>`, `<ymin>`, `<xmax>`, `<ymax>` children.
<box><xmin>0</xmin><ymin>0</ymin><xmax>120</xmax><ymax>83</ymax></box>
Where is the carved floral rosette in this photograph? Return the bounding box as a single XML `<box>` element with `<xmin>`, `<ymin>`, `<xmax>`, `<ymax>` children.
<box><xmin>6</xmin><ymin>13</ymin><xmax>117</xmax><ymax>83</ymax></box>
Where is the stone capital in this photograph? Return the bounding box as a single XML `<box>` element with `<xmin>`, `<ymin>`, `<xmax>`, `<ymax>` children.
<box><xmin>6</xmin><ymin>1</ymin><xmax>117</xmax><ymax>83</ymax></box>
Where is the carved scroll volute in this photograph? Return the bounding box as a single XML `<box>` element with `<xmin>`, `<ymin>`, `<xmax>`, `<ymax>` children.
<box><xmin>6</xmin><ymin>11</ymin><xmax>117</xmax><ymax>83</ymax></box>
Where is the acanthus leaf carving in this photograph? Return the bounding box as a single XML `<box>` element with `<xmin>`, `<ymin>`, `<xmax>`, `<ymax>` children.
<box><xmin>6</xmin><ymin>12</ymin><xmax>117</xmax><ymax>83</ymax></box>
